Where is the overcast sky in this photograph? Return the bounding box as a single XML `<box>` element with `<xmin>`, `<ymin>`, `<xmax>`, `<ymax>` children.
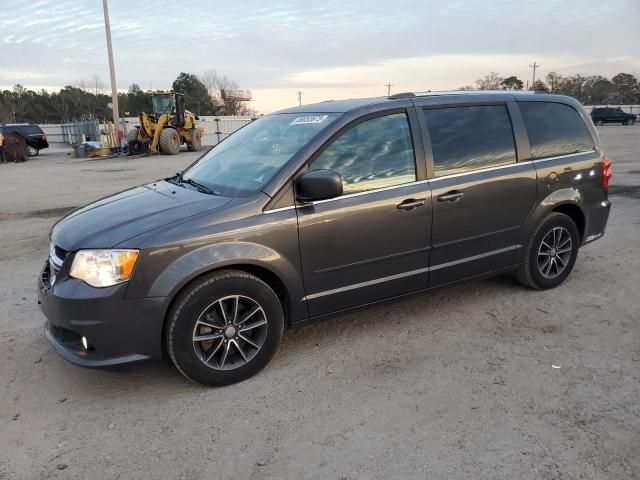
<box><xmin>2</xmin><ymin>0</ymin><xmax>639</xmax><ymax>112</ymax></box>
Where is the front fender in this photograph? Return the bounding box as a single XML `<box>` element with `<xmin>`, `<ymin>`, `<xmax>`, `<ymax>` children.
<box><xmin>138</xmin><ymin>241</ymin><xmax>306</xmax><ymax>320</ymax></box>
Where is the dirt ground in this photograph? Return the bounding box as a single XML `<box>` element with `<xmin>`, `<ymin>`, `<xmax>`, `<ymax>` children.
<box><xmin>1</xmin><ymin>128</ymin><xmax>639</xmax><ymax>480</ymax></box>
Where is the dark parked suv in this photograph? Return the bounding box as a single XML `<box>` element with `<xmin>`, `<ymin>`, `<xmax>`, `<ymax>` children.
<box><xmin>38</xmin><ymin>91</ymin><xmax>612</xmax><ymax>386</ymax></box>
<box><xmin>1</xmin><ymin>123</ymin><xmax>49</xmax><ymax>155</ymax></box>
<box><xmin>590</xmin><ymin>107</ymin><xmax>636</xmax><ymax>126</ymax></box>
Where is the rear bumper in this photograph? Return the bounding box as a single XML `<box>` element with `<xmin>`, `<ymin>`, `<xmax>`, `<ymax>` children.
<box><xmin>583</xmin><ymin>199</ymin><xmax>611</xmax><ymax>245</ymax></box>
<box><xmin>38</xmin><ymin>261</ymin><xmax>166</xmax><ymax>367</ymax></box>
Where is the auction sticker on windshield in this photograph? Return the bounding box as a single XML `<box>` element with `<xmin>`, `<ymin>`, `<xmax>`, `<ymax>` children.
<box><xmin>290</xmin><ymin>115</ymin><xmax>329</xmax><ymax>125</ymax></box>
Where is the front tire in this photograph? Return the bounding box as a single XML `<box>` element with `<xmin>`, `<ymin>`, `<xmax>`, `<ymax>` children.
<box><xmin>166</xmin><ymin>270</ymin><xmax>284</xmax><ymax>386</ymax></box>
<box><xmin>516</xmin><ymin>212</ymin><xmax>579</xmax><ymax>290</ymax></box>
<box><xmin>159</xmin><ymin>128</ymin><xmax>180</xmax><ymax>155</ymax></box>
<box><xmin>595</xmin><ymin>119</ymin><xmax>604</xmax><ymax>126</ymax></box>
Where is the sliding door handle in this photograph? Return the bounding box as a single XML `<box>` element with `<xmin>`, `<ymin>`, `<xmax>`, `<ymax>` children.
<box><xmin>397</xmin><ymin>198</ymin><xmax>427</xmax><ymax>210</ymax></box>
<box><xmin>437</xmin><ymin>191</ymin><xmax>464</xmax><ymax>203</ymax></box>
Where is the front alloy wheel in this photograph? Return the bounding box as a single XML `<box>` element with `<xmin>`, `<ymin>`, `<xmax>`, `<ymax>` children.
<box><xmin>166</xmin><ymin>270</ymin><xmax>284</xmax><ymax>386</ymax></box>
<box><xmin>192</xmin><ymin>295</ymin><xmax>268</xmax><ymax>370</ymax></box>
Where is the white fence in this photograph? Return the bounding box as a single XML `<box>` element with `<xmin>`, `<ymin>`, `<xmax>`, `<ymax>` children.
<box><xmin>43</xmin><ymin>116</ymin><xmax>255</xmax><ymax>146</ymax></box>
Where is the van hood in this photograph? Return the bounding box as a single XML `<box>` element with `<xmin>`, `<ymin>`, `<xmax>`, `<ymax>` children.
<box><xmin>51</xmin><ymin>181</ymin><xmax>232</xmax><ymax>251</ymax></box>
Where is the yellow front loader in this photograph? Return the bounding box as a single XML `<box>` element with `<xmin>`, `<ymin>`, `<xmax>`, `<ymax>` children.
<box><xmin>127</xmin><ymin>92</ymin><xmax>204</xmax><ymax>155</ymax></box>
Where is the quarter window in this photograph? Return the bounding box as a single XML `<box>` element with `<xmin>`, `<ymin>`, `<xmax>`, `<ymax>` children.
<box><xmin>519</xmin><ymin>102</ymin><xmax>594</xmax><ymax>159</ymax></box>
<box><xmin>423</xmin><ymin>105</ymin><xmax>517</xmax><ymax>176</ymax></box>
<box><xmin>309</xmin><ymin>113</ymin><xmax>416</xmax><ymax>194</ymax></box>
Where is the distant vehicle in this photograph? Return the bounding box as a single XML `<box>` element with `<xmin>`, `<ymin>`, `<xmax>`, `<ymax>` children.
<box><xmin>590</xmin><ymin>107</ymin><xmax>636</xmax><ymax>126</ymax></box>
<box><xmin>0</xmin><ymin>123</ymin><xmax>49</xmax><ymax>156</ymax></box>
<box><xmin>39</xmin><ymin>91</ymin><xmax>612</xmax><ymax>386</ymax></box>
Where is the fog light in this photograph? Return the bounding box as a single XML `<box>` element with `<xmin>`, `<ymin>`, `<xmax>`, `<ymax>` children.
<box><xmin>81</xmin><ymin>336</ymin><xmax>89</xmax><ymax>351</ymax></box>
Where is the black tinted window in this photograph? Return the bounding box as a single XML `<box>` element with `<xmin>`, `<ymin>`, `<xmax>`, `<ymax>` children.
<box><xmin>310</xmin><ymin>113</ymin><xmax>416</xmax><ymax>194</ymax></box>
<box><xmin>424</xmin><ymin>105</ymin><xmax>516</xmax><ymax>176</ymax></box>
<box><xmin>23</xmin><ymin>125</ymin><xmax>44</xmax><ymax>135</ymax></box>
<box><xmin>520</xmin><ymin>102</ymin><xmax>594</xmax><ymax>159</ymax></box>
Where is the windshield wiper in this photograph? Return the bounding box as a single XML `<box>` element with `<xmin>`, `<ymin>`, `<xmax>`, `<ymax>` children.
<box><xmin>181</xmin><ymin>177</ymin><xmax>219</xmax><ymax>195</ymax></box>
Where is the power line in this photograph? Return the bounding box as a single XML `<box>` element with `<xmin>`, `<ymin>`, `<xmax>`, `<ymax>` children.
<box><xmin>384</xmin><ymin>82</ymin><xmax>394</xmax><ymax>96</ymax></box>
<box><xmin>529</xmin><ymin>62</ymin><xmax>540</xmax><ymax>90</ymax></box>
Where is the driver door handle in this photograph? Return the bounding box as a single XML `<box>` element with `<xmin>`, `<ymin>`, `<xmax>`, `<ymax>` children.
<box><xmin>437</xmin><ymin>191</ymin><xmax>464</xmax><ymax>202</ymax></box>
<box><xmin>397</xmin><ymin>198</ymin><xmax>427</xmax><ymax>210</ymax></box>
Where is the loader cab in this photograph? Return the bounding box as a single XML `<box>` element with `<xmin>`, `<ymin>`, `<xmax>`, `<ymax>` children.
<box><xmin>152</xmin><ymin>93</ymin><xmax>186</xmax><ymax>128</ymax></box>
<box><xmin>152</xmin><ymin>94</ymin><xmax>176</xmax><ymax>116</ymax></box>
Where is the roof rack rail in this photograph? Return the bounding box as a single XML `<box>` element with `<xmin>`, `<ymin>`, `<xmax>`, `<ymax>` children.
<box><xmin>412</xmin><ymin>90</ymin><xmax>542</xmax><ymax>97</ymax></box>
<box><xmin>388</xmin><ymin>92</ymin><xmax>416</xmax><ymax>99</ymax></box>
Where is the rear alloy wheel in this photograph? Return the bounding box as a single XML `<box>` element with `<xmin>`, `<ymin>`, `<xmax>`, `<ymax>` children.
<box><xmin>26</xmin><ymin>145</ymin><xmax>38</xmax><ymax>156</ymax></box>
<box><xmin>159</xmin><ymin>128</ymin><xmax>181</xmax><ymax>155</ymax></box>
<box><xmin>595</xmin><ymin>119</ymin><xmax>604</xmax><ymax>126</ymax></box>
<box><xmin>166</xmin><ymin>270</ymin><xmax>284</xmax><ymax>386</ymax></box>
<box><xmin>516</xmin><ymin>212</ymin><xmax>579</xmax><ymax>290</ymax></box>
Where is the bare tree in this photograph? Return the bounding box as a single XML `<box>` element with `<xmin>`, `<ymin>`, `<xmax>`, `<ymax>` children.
<box><xmin>545</xmin><ymin>72</ymin><xmax>561</xmax><ymax>93</ymax></box>
<box><xmin>476</xmin><ymin>72</ymin><xmax>504</xmax><ymax>90</ymax></box>
<box><xmin>199</xmin><ymin>69</ymin><xmax>250</xmax><ymax>115</ymax></box>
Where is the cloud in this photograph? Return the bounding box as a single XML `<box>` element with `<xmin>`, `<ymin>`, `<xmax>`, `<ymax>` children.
<box><xmin>1</xmin><ymin>0</ymin><xmax>638</xmax><ymax>113</ymax></box>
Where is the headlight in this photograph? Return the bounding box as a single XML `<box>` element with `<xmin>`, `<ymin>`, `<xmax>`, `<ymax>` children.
<box><xmin>70</xmin><ymin>249</ymin><xmax>139</xmax><ymax>288</ymax></box>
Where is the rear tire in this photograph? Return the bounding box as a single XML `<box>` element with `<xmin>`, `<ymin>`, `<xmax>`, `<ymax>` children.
<box><xmin>26</xmin><ymin>145</ymin><xmax>38</xmax><ymax>156</ymax></box>
<box><xmin>595</xmin><ymin>119</ymin><xmax>604</xmax><ymax>126</ymax></box>
<box><xmin>516</xmin><ymin>212</ymin><xmax>579</xmax><ymax>290</ymax></box>
<box><xmin>159</xmin><ymin>128</ymin><xmax>180</xmax><ymax>155</ymax></box>
<box><xmin>166</xmin><ymin>270</ymin><xmax>284</xmax><ymax>386</ymax></box>
<box><xmin>187</xmin><ymin>131</ymin><xmax>202</xmax><ymax>152</ymax></box>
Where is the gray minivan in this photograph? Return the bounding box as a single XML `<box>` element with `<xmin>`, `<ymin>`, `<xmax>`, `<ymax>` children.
<box><xmin>38</xmin><ymin>91</ymin><xmax>612</xmax><ymax>386</ymax></box>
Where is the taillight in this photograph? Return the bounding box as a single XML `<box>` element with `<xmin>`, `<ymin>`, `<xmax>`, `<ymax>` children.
<box><xmin>602</xmin><ymin>156</ymin><xmax>612</xmax><ymax>190</ymax></box>
<box><xmin>42</xmin><ymin>135</ymin><xmax>47</xmax><ymax>141</ymax></box>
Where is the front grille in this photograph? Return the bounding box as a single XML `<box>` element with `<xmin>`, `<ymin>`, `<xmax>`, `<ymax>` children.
<box><xmin>53</xmin><ymin>245</ymin><xmax>68</xmax><ymax>262</ymax></box>
<box><xmin>47</xmin><ymin>243</ymin><xmax>69</xmax><ymax>287</ymax></box>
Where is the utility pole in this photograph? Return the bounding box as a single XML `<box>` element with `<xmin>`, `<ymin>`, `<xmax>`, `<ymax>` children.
<box><xmin>102</xmin><ymin>0</ymin><xmax>120</xmax><ymax>136</ymax></box>
<box><xmin>297</xmin><ymin>91</ymin><xmax>302</xmax><ymax>106</ymax></box>
<box><xmin>529</xmin><ymin>62</ymin><xmax>540</xmax><ymax>90</ymax></box>
<box><xmin>385</xmin><ymin>82</ymin><xmax>394</xmax><ymax>96</ymax></box>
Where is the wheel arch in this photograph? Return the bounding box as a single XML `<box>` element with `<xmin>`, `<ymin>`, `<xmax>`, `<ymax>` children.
<box><xmin>159</xmin><ymin>262</ymin><xmax>294</xmax><ymax>360</ymax></box>
<box><xmin>550</xmin><ymin>203</ymin><xmax>585</xmax><ymax>240</ymax></box>
<box><xmin>520</xmin><ymin>190</ymin><xmax>588</xmax><ymax>253</ymax></box>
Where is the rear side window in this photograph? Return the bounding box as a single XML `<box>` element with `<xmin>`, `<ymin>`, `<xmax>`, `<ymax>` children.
<box><xmin>423</xmin><ymin>105</ymin><xmax>517</xmax><ymax>177</ymax></box>
<box><xmin>519</xmin><ymin>102</ymin><xmax>594</xmax><ymax>159</ymax></box>
<box><xmin>23</xmin><ymin>125</ymin><xmax>44</xmax><ymax>135</ymax></box>
<box><xmin>309</xmin><ymin>112</ymin><xmax>416</xmax><ymax>194</ymax></box>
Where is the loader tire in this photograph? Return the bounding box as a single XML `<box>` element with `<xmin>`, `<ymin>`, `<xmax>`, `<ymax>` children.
<box><xmin>159</xmin><ymin>128</ymin><xmax>180</xmax><ymax>155</ymax></box>
<box><xmin>128</xmin><ymin>139</ymin><xmax>147</xmax><ymax>155</ymax></box>
<box><xmin>187</xmin><ymin>131</ymin><xmax>202</xmax><ymax>152</ymax></box>
<box><xmin>126</xmin><ymin>127</ymin><xmax>140</xmax><ymax>142</ymax></box>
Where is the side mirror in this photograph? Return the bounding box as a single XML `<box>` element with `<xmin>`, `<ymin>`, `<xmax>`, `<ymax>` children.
<box><xmin>295</xmin><ymin>169</ymin><xmax>343</xmax><ymax>203</ymax></box>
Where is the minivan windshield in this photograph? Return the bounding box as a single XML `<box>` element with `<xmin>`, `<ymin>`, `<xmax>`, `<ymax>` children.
<box><xmin>181</xmin><ymin>113</ymin><xmax>340</xmax><ymax>197</ymax></box>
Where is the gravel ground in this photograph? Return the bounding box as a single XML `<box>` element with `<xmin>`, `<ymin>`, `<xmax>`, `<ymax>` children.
<box><xmin>1</xmin><ymin>127</ymin><xmax>638</xmax><ymax>479</ymax></box>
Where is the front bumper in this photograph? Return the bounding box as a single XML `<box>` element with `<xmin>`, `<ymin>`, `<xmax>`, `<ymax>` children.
<box><xmin>38</xmin><ymin>261</ymin><xmax>166</xmax><ymax>367</ymax></box>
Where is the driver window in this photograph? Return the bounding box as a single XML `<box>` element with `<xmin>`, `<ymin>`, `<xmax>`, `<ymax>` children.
<box><xmin>309</xmin><ymin>113</ymin><xmax>416</xmax><ymax>194</ymax></box>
